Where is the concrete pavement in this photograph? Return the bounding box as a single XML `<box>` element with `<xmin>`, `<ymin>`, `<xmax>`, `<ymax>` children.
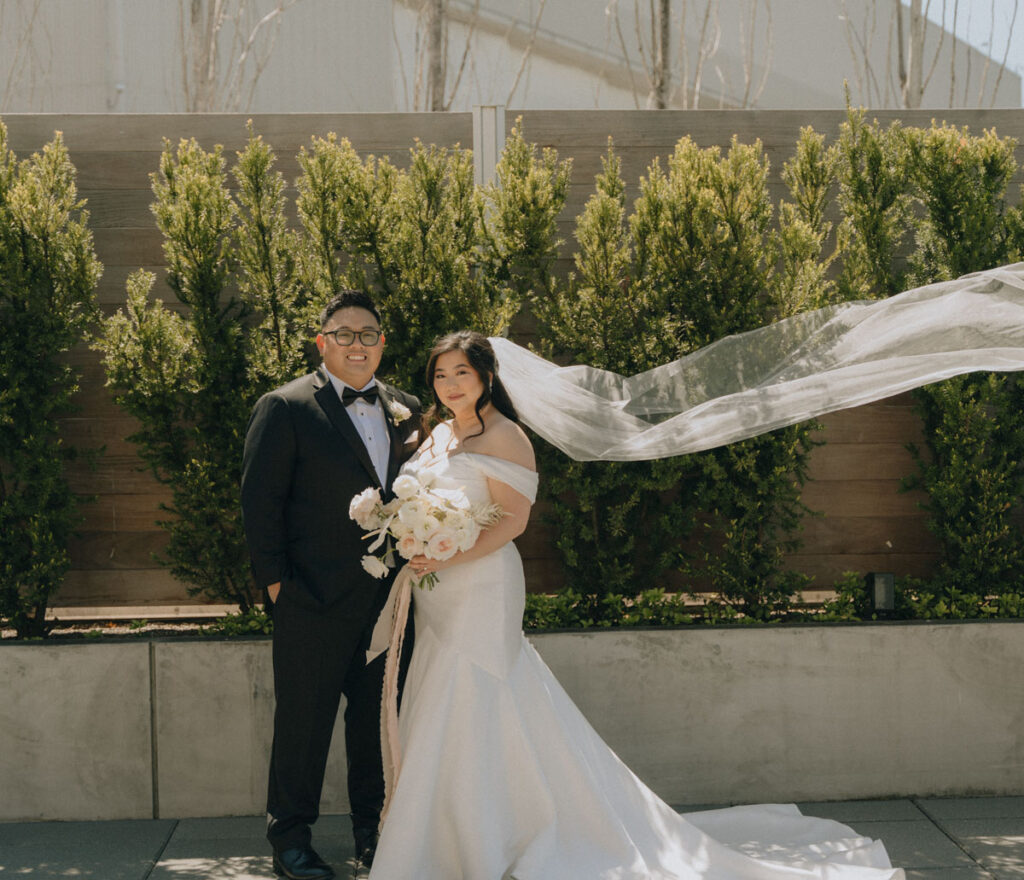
<box><xmin>2</xmin><ymin>798</ymin><xmax>1024</xmax><ymax>879</ymax></box>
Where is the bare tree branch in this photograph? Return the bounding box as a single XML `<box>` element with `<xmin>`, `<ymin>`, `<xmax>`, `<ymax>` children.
<box><xmin>507</xmin><ymin>0</ymin><xmax>548</xmax><ymax>105</ymax></box>
<box><xmin>444</xmin><ymin>0</ymin><xmax>479</xmax><ymax>111</ymax></box>
<box><xmin>1</xmin><ymin>0</ymin><xmax>45</xmax><ymax>111</ymax></box>
<box><xmin>607</xmin><ymin>0</ymin><xmax>642</xmax><ymax>108</ymax></box>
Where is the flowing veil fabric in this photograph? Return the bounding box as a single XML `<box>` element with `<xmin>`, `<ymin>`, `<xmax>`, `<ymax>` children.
<box><xmin>490</xmin><ymin>263</ymin><xmax>1024</xmax><ymax>461</ymax></box>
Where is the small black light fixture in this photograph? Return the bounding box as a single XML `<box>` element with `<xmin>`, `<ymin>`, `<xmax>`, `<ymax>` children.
<box><xmin>864</xmin><ymin>571</ymin><xmax>895</xmax><ymax>614</ymax></box>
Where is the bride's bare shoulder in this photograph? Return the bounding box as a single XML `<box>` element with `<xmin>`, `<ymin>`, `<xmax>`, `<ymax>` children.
<box><xmin>470</xmin><ymin>416</ymin><xmax>535</xmax><ymax>471</ymax></box>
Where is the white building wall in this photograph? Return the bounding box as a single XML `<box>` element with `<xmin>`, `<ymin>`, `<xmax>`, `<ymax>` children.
<box><xmin>0</xmin><ymin>0</ymin><xmax>1019</xmax><ymax>113</ymax></box>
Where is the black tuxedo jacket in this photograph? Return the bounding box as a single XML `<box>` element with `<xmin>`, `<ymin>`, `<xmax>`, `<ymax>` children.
<box><xmin>241</xmin><ymin>367</ymin><xmax>422</xmax><ymax>619</ymax></box>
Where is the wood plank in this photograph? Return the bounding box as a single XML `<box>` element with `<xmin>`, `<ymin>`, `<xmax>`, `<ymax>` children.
<box><xmin>3</xmin><ymin>113</ymin><xmax>474</xmax><ymax>153</ymax></box>
<box><xmin>514</xmin><ymin>108</ymin><xmax>1024</xmax><ymax>150</ymax></box>
<box><xmin>68</xmin><ymin>530</ymin><xmax>170</xmax><ymax>570</ymax></box>
<box><xmin>92</xmin><ymin>227</ymin><xmax>166</xmax><ymax>265</ymax></box>
<box><xmin>54</xmin><ymin>568</ymin><xmax>193</xmax><ymax>606</ymax></box>
<box><xmin>806</xmin><ymin>442</ymin><xmax>919</xmax><ymax>482</ymax></box>
<box><xmin>77</xmin><ymin>494</ymin><xmax>172</xmax><ymax>532</ymax></box>
<box><xmin>66</xmin><ymin>455</ymin><xmax>163</xmax><ymax>495</ymax></box>
<box><xmin>800</xmin><ymin>480</ymin><xmax>928</xmax><ymax>518</ymax></box>
<box><xmin>59</xmin><ymin>416</ymin><xmax>146</xmax><ymax>458</ymax></box>
<box><xmin>797</xmin><ymin>515</ymin><xmax>936</xmax><ymax>556</ymax></box>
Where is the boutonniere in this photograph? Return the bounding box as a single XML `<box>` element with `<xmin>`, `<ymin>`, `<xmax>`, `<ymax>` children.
<box><xmin>388</xmin><ymin>400</ymin><xmax>412</xmax><ymax>425</ymax></box>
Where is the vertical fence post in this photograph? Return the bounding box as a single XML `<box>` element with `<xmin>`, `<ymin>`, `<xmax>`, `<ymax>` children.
<box><xmin>472</xmin><ymin>105</ymin><xmax>506</xmax><ymax>186</ymax></box>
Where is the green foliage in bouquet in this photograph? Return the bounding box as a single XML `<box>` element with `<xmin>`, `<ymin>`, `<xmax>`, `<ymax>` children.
<box><xmin>536</xmin><ymin>132</ymin><xmax>833</xmax><ymax>620</ymax></box>
<box><xmin>0</xmin><ymin>121</ymin><xmax>101</xmax><ymax>638</ymax></box>
<box><xmin>97</xmin><ymin>132</ymin><xmax>314</xmax><ymax>611</ymax></box>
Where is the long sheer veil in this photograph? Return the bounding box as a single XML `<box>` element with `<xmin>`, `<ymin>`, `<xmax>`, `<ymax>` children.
<box><xmin>490</xmin><ymin>263</ymin><xmax>1024</xmax><ymax>461</ymax></box>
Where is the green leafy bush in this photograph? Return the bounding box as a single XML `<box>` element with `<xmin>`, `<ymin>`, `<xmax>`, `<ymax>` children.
<box><xmin>829</xmin><ymin>111</ymin><xmax>1024</xmax><ymax>608</ymax></box>
<box><xmin>536</xmin><ymin>133</ymin><xmax>831</xmax><ymax>620</ymax></box>
<box><xmin>0</xmin><ymin>121</ymin><xmax>101</xmax><ymax>638</ymax></box>
<box><xmin>296</xmin><ymin>126</ymin><xmax>570</xmax><ymax>399</ymax></box>
<box><xmin>97</xmin><ymin>135</ymin><xmax>286</xmax><ymax>611</ymax></box>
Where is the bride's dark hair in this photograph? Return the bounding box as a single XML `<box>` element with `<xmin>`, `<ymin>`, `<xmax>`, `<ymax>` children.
<box><xmin>423</xmin><ymin>331</ymin><xmax>519</xmax><ymax>441</ymax></box>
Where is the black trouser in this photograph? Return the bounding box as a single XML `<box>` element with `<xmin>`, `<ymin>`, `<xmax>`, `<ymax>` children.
<box><xmin>265</xmin><ymin>593</ymin><xmax>386</xmax><ymax>851</ymax></box>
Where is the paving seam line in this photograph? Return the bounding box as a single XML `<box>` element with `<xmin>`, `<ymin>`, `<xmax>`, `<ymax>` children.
<box><xmin>910</xmin><ymin>797</ymin><xmax>997</xmax><ymax>878</ymax></box>
<box><xmin>141</xmin><ymin>818</ymin><xmax>178</xmax><ymax>880</ymax></box>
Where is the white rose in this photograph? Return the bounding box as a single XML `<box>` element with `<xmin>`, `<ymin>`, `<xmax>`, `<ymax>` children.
<box><xmin>349</xmin><ymin>487</ymin><xmax>382</xmax><ymax>530</ymax></box>
<box><xmin>455</xmin><ymin>521</ymin><xmax>481</xmax><ymax>552</ymax></box>
<box><xmin>396</xmin><ymin>533</ymin><xmax>425</xmax><ymax>560</ymax></box>
<box><xmin>430</xmin><ymin>487</ymin><xmax>470</xmax><ymax>510</ymax></box>
<box><xmin>389</xmin><ymin>517</ymin><xmax>414</xmax><ymax>539</ymax></box>
<box><xmin>389</xmin><ymin>401</ymin><xmax>412</xmax><ymax>424</ymax></box>
<box><xmin>425</xmin><ymin>528</ymin><xmax>459</xmax><ymax>561</ymax></box>
<box><xmin>392</xmin><ymin>474</ymin><xmax>420</xmax><ymax>500</ymax></box>
<box><xmin>442</xmin><ymin>508</ymin><xmax>471</xmax><ymax>531</ymax></box>
<box><xmin>361</xmin><ymin>554</ymin><xmax>390</xmax><ymax>579</ymax></box>
<box><xmin>415</xmin><ymin>469</ymin><xmax>436</xmax><ymax>488</ymax></box>
<box><xmin>397</xmin><ymin>498</ymin><xmax>429</xmax><ymax>530</ymax></box>
<box><xmin>413</xmin><ymin>514</ymin><xmax>442</xmax><ymax>542</ymax></box>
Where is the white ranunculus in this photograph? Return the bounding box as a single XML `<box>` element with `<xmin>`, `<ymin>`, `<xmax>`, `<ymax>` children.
<box><xmin>349</xmin><ymin>487</ymin><xmax>382</xmax><ymax>530</ymax></box>
<box><xmin>392</xmin><ymin>474</ymin><xmax>420</xmax><ymax>500</ymax></box>
<box><xmin>426</xmin><ymin>528</ymin><xmax>459</xmax><ymax>561</ymax></box>
<box><xmin>413</xmin><ymin>514</ymin><xmax>441</xmax><ymax>542</ymax></box>
<box><xmin>361</xmin><ymin>554</ymin><xmax>389</xmax><ymax>579</ymax></box>
<box><xmin>396</xmin><ymin>533</ymin><xmax>425</xmax><ymax>560</ymax></box>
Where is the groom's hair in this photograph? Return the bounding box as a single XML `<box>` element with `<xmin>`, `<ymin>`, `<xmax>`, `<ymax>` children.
<box><xmin>319</xmin><ymin>290</ymin><xmax>381</xmax><ymax>328</ymax></box>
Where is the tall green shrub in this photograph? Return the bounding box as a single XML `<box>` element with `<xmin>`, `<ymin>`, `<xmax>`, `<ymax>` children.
<box><xmin>0</xmin><ymin>122</ymin><xmax>101</xmax><ymax>637</ymax></box>
<box><xmin>537</xmin><ymin>133</ymin><xmax>833</xmax><ymax>619</ymax></box>
<box><xmin>535</xmin><ymin>149</ymin><xmax>689</xmax><ymax>612</ymax></box>
<box><xmin>296</xmin><ymin>127</ymin><xmax>570</xmax><ymax>398</ymax></box>
<box><xmin>902</xmin><ymin>124</ymin><xmax>1024</xmax><ymax>599</ymax></box>
<box><xmin>833</xmin><ymin>111</ymin><xmax>1024</xmax><ymax>605</ymax></box>
<box><xmin>97</xmin><ymin>134</ymin><xmax>309</xmax><ymax>611</ymax></box>
<box><xmin>834</xmin><ymin>107</ymin><xmax>913</xmax><ymax>301</ymax></box>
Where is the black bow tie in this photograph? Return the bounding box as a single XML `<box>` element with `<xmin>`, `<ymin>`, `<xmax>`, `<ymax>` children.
<box><xmin>342</xmin><ymin>386</ymin><xmax>379</xmax><ymax>406</ymax></box>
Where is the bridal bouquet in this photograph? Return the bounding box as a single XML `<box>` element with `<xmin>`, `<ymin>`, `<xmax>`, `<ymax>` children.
<box><xmin>349</xmin><ymin>470</ymin><xmax>502</xmax><ymax>590</ymax></box>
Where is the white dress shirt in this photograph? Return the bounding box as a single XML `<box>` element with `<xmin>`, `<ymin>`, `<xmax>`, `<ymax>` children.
<box><xmin>324</xmin><ymin>366</ymin><xmax>391</xmax><ymax>487</ymax></box>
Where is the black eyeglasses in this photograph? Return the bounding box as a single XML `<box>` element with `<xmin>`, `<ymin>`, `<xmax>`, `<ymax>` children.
<box><xmin>322</xmin><ymin>328</ymin><xmax>382</xmax><ymax>346</ymax></box>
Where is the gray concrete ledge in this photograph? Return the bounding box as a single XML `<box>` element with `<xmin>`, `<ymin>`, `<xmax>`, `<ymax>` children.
<box><xmin>2</xmin><ymin>620</ymin><xmax>1023</xmax><ymax>821</ymax></box>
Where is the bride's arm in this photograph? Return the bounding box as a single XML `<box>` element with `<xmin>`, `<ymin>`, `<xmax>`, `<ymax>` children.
<box><xmin>413</xmin><ymin>477</ymin><xmax>532</xmax><ymax>575</ymax></box>
<box><xmin>410</xmin><ymin>420</ymin><xmax>534</xmax><ymax>575</ymax></box>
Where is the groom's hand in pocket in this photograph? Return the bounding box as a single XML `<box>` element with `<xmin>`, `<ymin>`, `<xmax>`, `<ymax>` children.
<box><xmin>266</xmin><ymin>582</ymin><xmax>281</xmax><ymax>604</ymax></box>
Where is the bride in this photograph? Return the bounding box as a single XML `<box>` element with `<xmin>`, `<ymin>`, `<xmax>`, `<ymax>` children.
<box><xmin>366</xmin><ymin>330</ymin><xmax>902</xmax><ymax>880</ymax></box>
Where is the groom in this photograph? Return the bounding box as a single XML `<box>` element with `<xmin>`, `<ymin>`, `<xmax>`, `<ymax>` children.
<box><xmin>241</xmin><ymin>290</ymin><xmax>421</xmax><ymax>880</ymax></box>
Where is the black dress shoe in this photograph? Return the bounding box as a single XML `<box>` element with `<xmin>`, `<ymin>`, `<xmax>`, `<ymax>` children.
<box><xmin>272</xmin><ymin>846</ymin><xmax>335</xmax><ymax>880</ymax></box>
<box><xmin>353</xmin><ymin>827</ymin><xmax>379</xmax><ymax>868</ymax></box>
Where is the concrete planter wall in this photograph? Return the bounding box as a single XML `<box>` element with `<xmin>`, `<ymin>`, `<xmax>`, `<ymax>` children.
<box><xmin>3</xmin><ymin>620</ymin><xmax>1023</xmax><ymax>822</ymax></box>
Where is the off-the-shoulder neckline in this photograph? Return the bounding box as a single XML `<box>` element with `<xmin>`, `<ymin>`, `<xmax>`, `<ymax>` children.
<box><xmin>447</xmin><ymin>450</ymin><xmax>538</xmax><ymax>475</ymax></box>
<box><xmin>418</xmin><ymin>421</ymin><xmax>536</xmax><ymax>474</ymax></box>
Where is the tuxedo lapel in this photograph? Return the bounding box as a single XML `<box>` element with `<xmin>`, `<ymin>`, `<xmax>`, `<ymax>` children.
<box><xmin>312</xmin><ymin>367</ymin><xmax>382</xmax><ymax>490</ymax></box>
<box><xmin>377</xmin><ymin>383</ymin><xmax>403</xmax><ymax>491</ymax></box>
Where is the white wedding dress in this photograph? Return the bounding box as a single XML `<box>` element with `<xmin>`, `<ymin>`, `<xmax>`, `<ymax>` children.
<box><xmin>368</xmin><ymin>434</ymin><xmax>903</xmax><ymax>880</ymax></box>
